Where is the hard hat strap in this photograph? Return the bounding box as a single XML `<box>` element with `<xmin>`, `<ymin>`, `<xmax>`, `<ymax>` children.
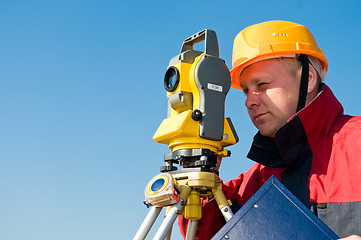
<box><xmin>297</xmin><ymin>54</ymin><xmax>309</xmax><ymax>112</ymax></box>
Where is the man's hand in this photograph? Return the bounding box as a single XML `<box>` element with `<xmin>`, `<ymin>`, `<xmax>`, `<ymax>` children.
<box><xmin>339</xmin><ymin>235</ymin><xmax>361</xmax><ymax>240</ymax></box>
<box><xmin>213</xmin><ymin>155</ymin><xmax>223</xmax><ymax>172</ymax></box>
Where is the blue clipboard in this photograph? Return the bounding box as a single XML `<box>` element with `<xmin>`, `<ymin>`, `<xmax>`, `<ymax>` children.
<box><xmin>212</xmin><ymin>176</ymin><xmax>339</xmax><ymax>240</ymax></box>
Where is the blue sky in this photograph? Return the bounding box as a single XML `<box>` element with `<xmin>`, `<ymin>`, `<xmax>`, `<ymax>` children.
<box><xmin>1</xmin><ymin>1</ymin><xmax>360</xmax><ymax>239</ymax></box>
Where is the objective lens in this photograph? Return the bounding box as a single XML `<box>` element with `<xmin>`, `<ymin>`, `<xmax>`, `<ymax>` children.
<box><xmin>164</xmin><ymin>66</ymin><xmax>179</xmax><ymax>92</ymax></box>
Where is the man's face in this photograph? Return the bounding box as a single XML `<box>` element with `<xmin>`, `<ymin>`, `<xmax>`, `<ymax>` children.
<box><xmin>239</xmin><ymin>59</ymin><xmax>301</xmax><ymax>137</ymax></box>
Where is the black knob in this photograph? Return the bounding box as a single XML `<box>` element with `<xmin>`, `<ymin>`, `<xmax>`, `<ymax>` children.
<box><xmin>191</xmin><ymin>110</ymin><xmax>202</xmax><ymax>121</ymax></box>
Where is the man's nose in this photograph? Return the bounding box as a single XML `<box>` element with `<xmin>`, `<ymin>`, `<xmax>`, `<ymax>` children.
<box><xmin>245</xmin><ymin>91</ymin><xmax>260</xmax><ymax>108</ymax></box>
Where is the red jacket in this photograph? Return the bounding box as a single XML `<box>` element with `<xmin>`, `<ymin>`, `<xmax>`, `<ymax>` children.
<box><xmin>178</xmin><ymin>85</ymin><xmax>361</xmax><ymax>239</ymax></box>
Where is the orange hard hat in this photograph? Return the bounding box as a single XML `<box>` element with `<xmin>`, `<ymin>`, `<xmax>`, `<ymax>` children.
<box><xmin>230</xmin><ymin>20</ymin><xmax>328</xmax><ymax>90</ymax></box>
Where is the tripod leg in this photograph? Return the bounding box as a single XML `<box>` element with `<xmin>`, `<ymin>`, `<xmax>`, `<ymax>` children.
<box><xmin>133</xmin><ymin>206</ymin><xmax>162</xmax><ymax>240</ymax></box>
<box><xmin>164</xmin><ymin>227</ymin><xmax>172</xmax><ymax>240</ymax></box>
<box><xmin>153</xmin><ymin>199</ymin><xmax>184</xmax><ymax>240</ymax></box>
<box><xmin>212</xmin><ymin>188</ymin><xmax>234</xmax><ymax>222</ymax></box>
<box><xmin>185</xmin><ymin>219</ymin><xmax>198</xmax><ymax>240</ymax></box>
<box><xmin>164</xmin><ymin>206</ymin><xmax>173</xmax><ymax>240</ymax></box>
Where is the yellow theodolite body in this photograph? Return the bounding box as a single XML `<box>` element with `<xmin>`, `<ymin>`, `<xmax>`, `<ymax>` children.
<box><xmin>153</xmin><ymin>30</ymin><xmax>238</xmax><ymax>156</ymax></box>
<box><xmin>140</xmin><ymin>30</ymin><xmax>237</xmax><ymax>229</ymax></box>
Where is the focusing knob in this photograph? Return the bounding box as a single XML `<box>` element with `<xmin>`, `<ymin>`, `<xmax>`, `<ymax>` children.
<box><xmin>191</xmin><ymin>110</ymin><xmax>202</xmax><ymax>121</ymax></box>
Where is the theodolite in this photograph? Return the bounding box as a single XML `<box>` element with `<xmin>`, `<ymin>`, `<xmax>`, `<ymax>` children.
<box><xmin>133</xmin><ymin>29</ymin><xmax>238</xmax><ymax>240</ymax></box>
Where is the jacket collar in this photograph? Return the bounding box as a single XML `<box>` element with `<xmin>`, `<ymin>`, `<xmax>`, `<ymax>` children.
<box><xmin>289</xmin><ymin>84</ymin><xmax>344</xmax><ymax>147</ymax></box>
<box><xmin>248</xmin><ymin>84</ymin><xmax>344</xmax><ymax>168</ymax></box>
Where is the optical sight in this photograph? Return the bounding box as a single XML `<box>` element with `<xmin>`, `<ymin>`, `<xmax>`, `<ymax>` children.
<box><xmin>164</xmin><ymin>66</ymin><xmax>180</xmax><ymax>92</ymax></box>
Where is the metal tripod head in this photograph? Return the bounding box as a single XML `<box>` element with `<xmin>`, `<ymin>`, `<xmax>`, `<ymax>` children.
<box><xmin>161</xmin><ymin>148</ymin><xmax>218</xmax><ymax>172</ymax></box>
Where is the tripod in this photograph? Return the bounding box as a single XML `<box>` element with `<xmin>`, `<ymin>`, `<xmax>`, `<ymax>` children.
<box><xmin>133</xmin><ymin>149</ymin><xmax>234</xmax><ymax>240</ymax></box>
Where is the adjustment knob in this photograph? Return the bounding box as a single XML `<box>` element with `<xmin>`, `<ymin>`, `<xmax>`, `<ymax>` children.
<box><xmin>191</xmin><ymin>110</ymin><xmax>202</xmax><ymax>121</ymax></box>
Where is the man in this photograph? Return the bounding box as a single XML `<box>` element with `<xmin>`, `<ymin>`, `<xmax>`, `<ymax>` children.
<box><xmin>178</xmin><ymin>20</ymin><xmax>361</xmax><ymax>239</ymax></box>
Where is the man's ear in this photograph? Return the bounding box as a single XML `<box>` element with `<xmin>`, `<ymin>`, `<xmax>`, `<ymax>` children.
<box><xmin>307</xmin><ymin>63</ymin><xmax>318</xmax><ymax>94</ymax></box>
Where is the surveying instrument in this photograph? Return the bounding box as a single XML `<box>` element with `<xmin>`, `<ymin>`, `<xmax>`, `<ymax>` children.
<box><xmin>133</xmin><ymin>29</ymin><xmax>239</xmax><ymax>240</ymax></box>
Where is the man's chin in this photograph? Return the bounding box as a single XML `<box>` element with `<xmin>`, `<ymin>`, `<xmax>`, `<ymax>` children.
<box><xmin>258</xmin><ymin>127</ymin><xmax>276</xmax><ymax>138</ymax></box>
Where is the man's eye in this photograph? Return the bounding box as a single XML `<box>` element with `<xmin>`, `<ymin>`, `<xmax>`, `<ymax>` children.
<box><xmin>258</xmin><ymin>82</ymin><xmax>268</xmax><ymax>89</ymax></box>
